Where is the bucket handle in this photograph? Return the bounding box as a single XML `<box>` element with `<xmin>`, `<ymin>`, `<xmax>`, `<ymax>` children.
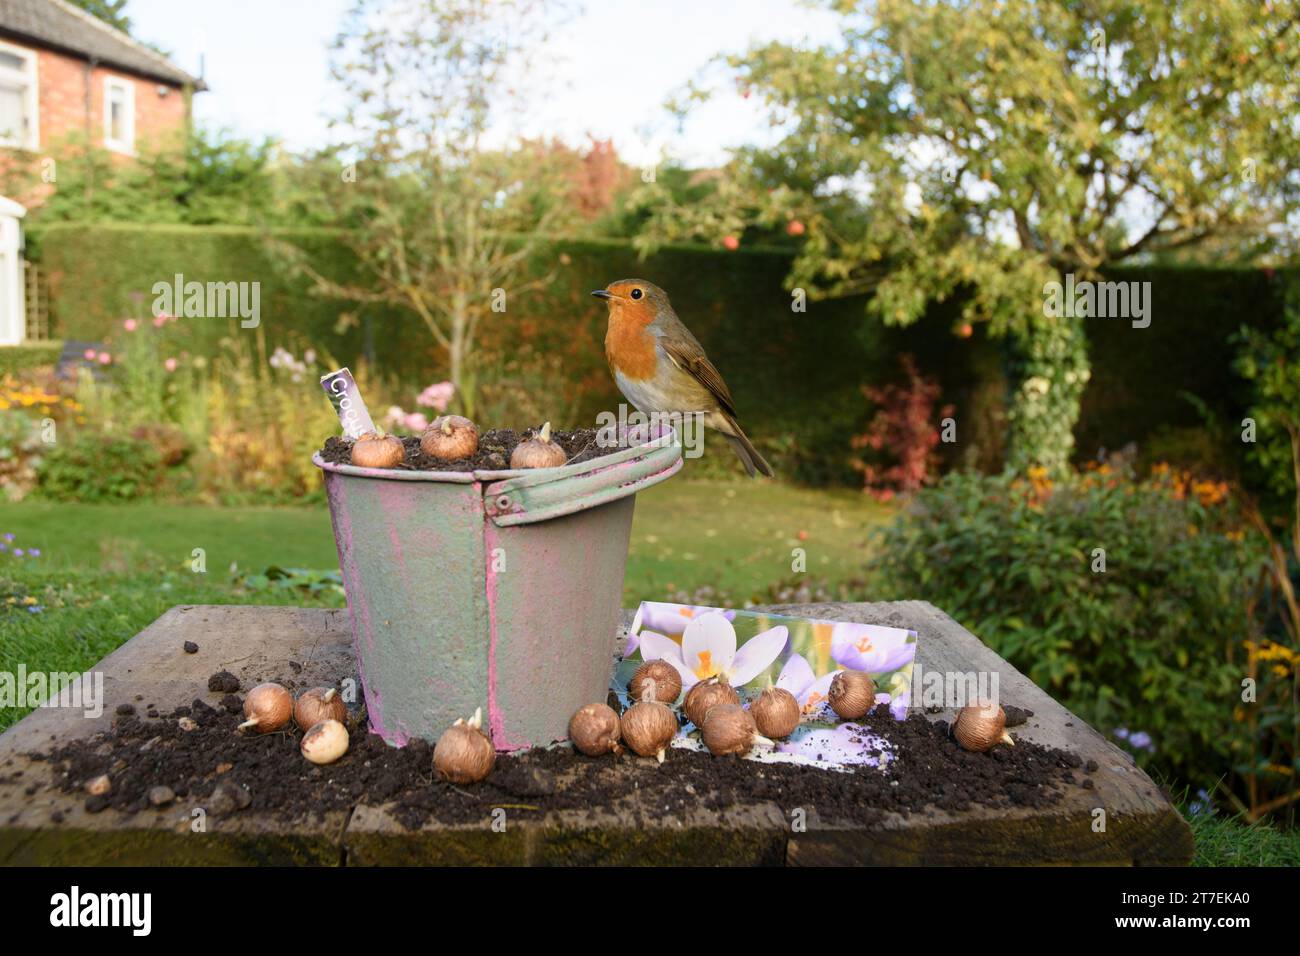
<box><xmin>483</xmin><ymin>435</ymin><xmax>683</xmax><ymax>526</ymax></box>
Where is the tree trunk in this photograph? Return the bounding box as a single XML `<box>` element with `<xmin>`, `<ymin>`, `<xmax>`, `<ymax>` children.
<box><xmin>448</xmin><ymin>290</ymin><xmax>470</xmax><ymax>416</ymax></box>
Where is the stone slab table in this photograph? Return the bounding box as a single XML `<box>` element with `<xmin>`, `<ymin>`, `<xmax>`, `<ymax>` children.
<box><xmin>0</xmin><ymin>602</ymin><xmax>1193</xmax><ymax>866</ymax></box>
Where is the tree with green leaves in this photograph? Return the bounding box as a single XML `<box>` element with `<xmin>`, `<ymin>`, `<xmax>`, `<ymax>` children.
<box><xmin>277</xmin><ymin>0</ymin><xmax>570</xmax><ymax>415</ymax></box>
<box><xmin>67</xmin><ymin>0</ymin><xmax>131</xmax><ymax>34</ymax></box>
<box><xmin>637</xmin><ymin>0</ymin><xmax>1299</xmax><ymax>472</ymax></box>
<box><xmin>6</xmin><ymin>129</ymin><xmax>293</xmax><ymax>226</ymax></box>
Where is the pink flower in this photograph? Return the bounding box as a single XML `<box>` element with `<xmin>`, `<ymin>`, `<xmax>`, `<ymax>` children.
<box><xmin>417</xmin><ymin>381</ymin><xmax>455</xmax><ymax>412</ymax></box>
<box><xmin>97</xmin><ymin>352</ymin><xmax>112</xmax><ymax>365</ymax></box>
<box><xmin>123</xmin><ymin>319</ymin><xmax>138</xmax><ymax>332</ymax></box>
<box><xmin>83</xmin><ymin>348</ymin><xmax>96</xmax><ymax>360</ymax></box>
<box><xmin>153</xmin><ymin>315</ymin><xmax>167</xmax><ymax>328</ymax></box>
<box><xmin>382</xmin><ymin>405</ymin><xmax>428</xmax><ymax>434</ymax></box>
<box><xmin>164</xmin><ymin>357</ymin><xmax>178</xmax><ymax>373</ymax></box>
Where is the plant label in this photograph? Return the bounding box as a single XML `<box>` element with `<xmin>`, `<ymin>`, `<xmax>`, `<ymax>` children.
<box><xmin>320</xmin><ymin>367</ymin><xmax>376</xmax><ymax>439</ymax></box>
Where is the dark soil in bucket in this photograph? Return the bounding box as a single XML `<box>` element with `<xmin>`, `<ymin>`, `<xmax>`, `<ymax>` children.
<box><xmin>32</xmin><ymin>689</ymin><xmax>1093</xmax><ymax>832</ymax></box>
<box><xmin>319</xmin><ymin>425</ymin><xmax>611</xmax><ymax>473</ymax></box>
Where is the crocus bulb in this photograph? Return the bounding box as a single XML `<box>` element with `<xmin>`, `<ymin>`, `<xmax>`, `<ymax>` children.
<box><xmin>702</xmin><ymin>703</ymin><xmax>767</xmax><ymax>757</ymax></box>
<box><xmin>953</xmin><ymin>701</ymin><xmax>1015</xmax><ymax>753</ymax></box>
<box><xmin>683</xmin><ymin>677</ymin><xmax>740</xmax><ymax>728</ymax></box>
<box><xmin>569</xmin><ymin>703</ymin><xmax>622</xmax><ymax>757</ymax></box>
<box><xmin>434</xmin><ymin>708</ymin><xmax>495</xmax><ymax>783</ymax></box>
<box><xmin>828</xmin><ymin>670</ymin><xmax>876</xmax><ymax>720</ymax></box>
<box><xmin>239</xmin><ymin>682</ymin><xmax>293</xmax><ymax>733</ymax></box>
<box><xmin>629</xmin><ymin>660</ymin><xmax>683</xmax><ymax>704</ymax></box>
<box><xmin>620</xmin><ymin>701</ymin><xmax>677</xmax><ymax>763</ymax></box>
<box><xmin>509</xmin><ymin>422</ymin><xmax>567</xmax><ymax>469</ymax></box>
<box><xmin>301</xmin><ymin>719</ymin><xmax>349</xmax><ymax>765</ymax></box>
<box><xmin>351</xmin><ymin>433</ymin><xmax>404</xmax><ymax>468</ymax></box>
<box><xmin>749</xmin><ymin>686</ymin><xmax>800</xmax><ymax>738</ymax></box>
<box><xmin>420</xmin><ymin>415</ymin><xmax>479</xmax><ymax>460</ymax></box>
<box><xmin>295</xmin><ymin>687</ymin><xmax>347</xmax><ymax>731</ymax></box>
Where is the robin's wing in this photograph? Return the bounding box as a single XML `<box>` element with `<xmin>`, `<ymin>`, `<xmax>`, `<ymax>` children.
<box><xmin>659</xmin><ymin>330</ymin><xmax>737</xmax><ymax>419</ymax></box>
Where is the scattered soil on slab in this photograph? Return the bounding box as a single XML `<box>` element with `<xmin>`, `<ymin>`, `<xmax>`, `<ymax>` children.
<box><xmin>1003</xmin><ymin>705</ymin><xmax>1033</xmax><ymax>727</ymax></box>
<box><xmin>32</xmin><ymin>690</ymin><xmax>1090</xmax><ymax>831</ymax></box>
<box><xmin>319</xmin><ymin>425</ymin><xmax>609</xmax><ymax>473</ymax></box>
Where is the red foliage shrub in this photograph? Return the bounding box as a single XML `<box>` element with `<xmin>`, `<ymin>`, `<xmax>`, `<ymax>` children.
<box><xmin>851</xmin><ymin>355</ymin><xmax>953</xmax><ymax>500</ymax></box>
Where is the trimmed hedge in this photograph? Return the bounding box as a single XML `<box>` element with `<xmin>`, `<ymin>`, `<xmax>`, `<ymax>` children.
<box><xmin>29</xmin><ymin>222</ymin><xmax>391</xmax><ymax>367</ymax></box>
<box><xmin>30</xmin><ymin>224</ymin><xmax>890</xmax><ymax>482</ymax></box>
<box><xmin>1079</xmin><ymin>266</ymin><xmax>1288</xmax><ymax>457</ymax></box>
<box><xmin>24</xmin><ymin>222</ymin><xmax>1296</xmax><ymax>483</ymax></box>
<box><xmin>0</xmin><ymin>341</ymin><xmax>63</xmax><ymax>376</ymax></box>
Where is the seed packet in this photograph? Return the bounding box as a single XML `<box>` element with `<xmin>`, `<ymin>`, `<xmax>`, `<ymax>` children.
<box><xmin>619</xmin><ymin>601</ymin><xmax>919</xmax><ymax>770</ymax></box>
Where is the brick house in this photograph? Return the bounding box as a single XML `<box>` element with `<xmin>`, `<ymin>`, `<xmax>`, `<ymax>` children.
<box><xmin>0</xmin><ymin>0</ymin><xmax>203</xmax><ymax>345</ymax></box>
<box><xmin>0</xmin><ymin>0</ymin><xmax>203</xmax><ymax>156</ymax></box>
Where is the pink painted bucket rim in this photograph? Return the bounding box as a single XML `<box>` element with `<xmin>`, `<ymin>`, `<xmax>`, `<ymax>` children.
<box><xmin>312</xmin><ymin>423</ymin><xmax>679</xmax><ymax>484</ymax></box>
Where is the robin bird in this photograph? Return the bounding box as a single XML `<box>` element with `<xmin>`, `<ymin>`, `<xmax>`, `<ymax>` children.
<box><xmin>592</xmin><ymin>279</ymin><xmax>773</xmax><ymax>477</ymax></box>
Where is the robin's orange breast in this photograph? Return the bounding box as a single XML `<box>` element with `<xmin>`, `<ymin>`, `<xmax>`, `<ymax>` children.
<box><xmin>605</xmin><ymin>318</ymin><xmax>658</xmax><ymax>381</ymax></box>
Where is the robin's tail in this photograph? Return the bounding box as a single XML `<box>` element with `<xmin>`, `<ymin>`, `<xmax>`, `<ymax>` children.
<box><xmin>718</xmin><ymin>417</ymin><xmax>774</xmax><ymax>478</ymax></box>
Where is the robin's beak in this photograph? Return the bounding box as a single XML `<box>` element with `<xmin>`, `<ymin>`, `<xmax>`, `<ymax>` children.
<box><xmin>590</xmin><ymin>289</ymin><xmax>613</xmax><ymax>300</ymax></box>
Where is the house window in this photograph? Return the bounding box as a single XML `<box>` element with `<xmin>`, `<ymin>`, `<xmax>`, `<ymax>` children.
<box><xmin>103</xmin><ymin>76</ymin><xmax>135</xmax><ymax>153</ymax></box>
<box><xmin>0</xmin><ymin>41</ymin><xmax>38</xmax><ymax>150</ymax></box>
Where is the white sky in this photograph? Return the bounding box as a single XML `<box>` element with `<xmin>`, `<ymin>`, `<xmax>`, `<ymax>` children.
<box><xmin>124</xmin><ymin>2</ymin><xmax>1297</xmax><ymax>252</ymax></box>
<box><xmin>127</xmin><ymin>0</ymin><xmax>844</xmax><ymax>166</ymax></box>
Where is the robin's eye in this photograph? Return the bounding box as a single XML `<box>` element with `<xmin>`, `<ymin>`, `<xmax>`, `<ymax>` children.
<box><xmin>630</xmin><ymin>288</ymin><xmax>643</xmax><ymax>300</ymax></box>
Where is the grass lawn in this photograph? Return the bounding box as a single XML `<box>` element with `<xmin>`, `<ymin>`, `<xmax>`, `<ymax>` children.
<box><xmin>626</xmin><ymin>477</ymin><xmax>884</xmax><ymax>601</ymax></box>
<box><xmin>0</xmin><ymin>478</ymin><xmax>887</xmax><ymax>599</ymax></box>
<box><xmin>0</xmin><ymin>479</ymin><xmax>891</xmax><ymax>732</ymax></box>
<box><xmin>1187</xmin><ymin>808</ymin><xmax>1300</xmax><ymax>866</ymax></box>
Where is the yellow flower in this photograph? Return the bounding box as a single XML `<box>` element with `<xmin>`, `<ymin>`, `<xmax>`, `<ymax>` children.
<box><xmin>1255</xmin><ymin>641</ymin><xmax>1299</xmax><ymax>664</ymax></box>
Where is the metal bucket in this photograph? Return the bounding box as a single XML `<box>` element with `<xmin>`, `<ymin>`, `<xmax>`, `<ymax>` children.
<box><xmin>314</xmin><ymin>426</ymin><xmax>682</xmax><ymax>749</ymax></box>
